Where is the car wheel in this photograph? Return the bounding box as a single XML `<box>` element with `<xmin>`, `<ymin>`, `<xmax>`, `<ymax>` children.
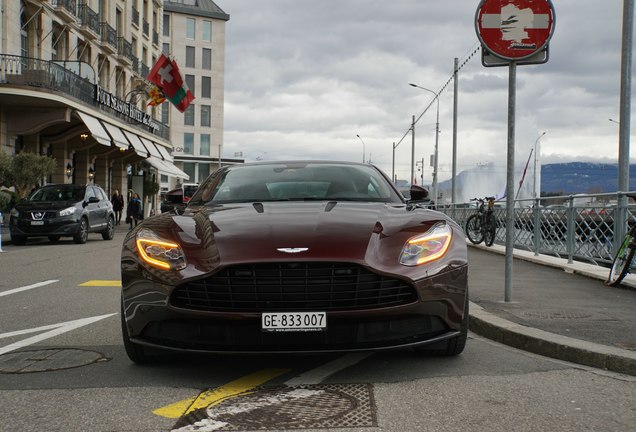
<box><xmin>414</xmin><ymin>294</ymin><xmax>469</xmax><ymax>357</ymax></box>
<box><xmin>48</xmin><ymin>236</ymin><xmax>60</xmax><ymax>242</ymax></box>
<box><xmin>101</xmin><ymin>216</ymin><xmax>115</xmax><ymax>240</ymax></box>
<box><xmin>11</xmin><ymin>234</ymin><xmax>27</xmax><ymax>245</ymax></box>
<box><xmin>73</xmin><ymin>218</ymin><xmax>89</xmax><ymax>244</ymax></box>
<box><xmin>120</xmin><ymin>298</ymin><xmax>150</xmax><ymax>364</ymax></box>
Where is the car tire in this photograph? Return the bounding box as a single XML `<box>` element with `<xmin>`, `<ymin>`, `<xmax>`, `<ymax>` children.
<box><xmin>101</xmin><ymin>216</ymin><xmax>115</xmax><ymax>240</ymax></box>
<box><xmin>73</xmin><ymin>218</ymin><xmax>89</xmax><ymax>244</ymax></box>
<box><xmin>413</xmin><ymin>294</ymin><xmax>469</xmax><ymax>357</ymax></box>
<box><xmin>48</xmin><ymin>236</ymin><xmax>60</xmax><ymax>242</ymax></box>
<box><xmin>120</xmin><ymin>298</ymin><xmax>151</xmax><ymax>364</ymax></box>
<box><xmin>11</xmin><ymin>234</ymin><xmax>27</xmax><ymax>245</ymax></box>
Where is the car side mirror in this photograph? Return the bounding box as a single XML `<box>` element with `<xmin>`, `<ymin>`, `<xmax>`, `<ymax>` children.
<box><xmin>87</xmin><ymin>196</ymin><xmax>100</xmax><ymax>204</ymax></box>
<box><xmin>408</xmin><ymin>185</ymin><xmax>429</xmax><ymax>201</ymax></box>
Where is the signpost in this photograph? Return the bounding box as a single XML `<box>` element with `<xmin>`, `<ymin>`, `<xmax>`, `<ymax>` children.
<box><xmin>475</xmin><ymin>0</ymin><xmax>555</xmax><ymax>302</ymax></box>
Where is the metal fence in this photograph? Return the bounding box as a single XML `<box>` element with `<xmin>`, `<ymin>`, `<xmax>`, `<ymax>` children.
<box><xmin>437</xmin><ymin>192</ymin><xmax>636</xmax><ymax>267</ymax></box>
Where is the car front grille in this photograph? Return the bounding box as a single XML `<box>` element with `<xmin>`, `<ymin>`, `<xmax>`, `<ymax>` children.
<box><xmin>171</xmin><ymin>262</ymin><xmax>418</xmax><ymax>312</ymax></box>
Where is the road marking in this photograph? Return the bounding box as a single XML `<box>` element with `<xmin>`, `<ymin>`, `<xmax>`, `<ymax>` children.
<box><xmin>153</xmin><ymin>368</ymin><xmax>290</xmax><ymax>419</ymax></box>
<box><xmin>0</xmin><ymin>280</ymin><xmax>58</xmax><ymax>297</ymax></box>
<box><xmin>78</xmin><ymin>280</ymin><xmax>122</xmax><ymax>287</ymax></box>
<box><xmin>284</xmin><ymin>352</ymin><xmax>372</xmax><ymax>385</ymax></box>
<box><xmin>0</xmin><ymin>314</ymin><xmax>116</xmax><ymax>356</ymax></box>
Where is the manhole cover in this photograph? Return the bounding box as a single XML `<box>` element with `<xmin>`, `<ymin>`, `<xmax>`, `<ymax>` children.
<box><xmin>172</xmin><ymin>383</ymin><xmax>376</xmax><ymax>431</ymax></box>
<box><xmin>0</xmin><ymin>348</ymin><xmax>108</xmax><ymax>373</ymax></box>
<box><xmin>520</xmin><ymin>311</ymin><xmax>593</xmax><ymax>320</ymax></box>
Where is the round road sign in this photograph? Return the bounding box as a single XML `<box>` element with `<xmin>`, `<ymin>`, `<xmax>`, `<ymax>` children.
<box><xmin>476</xmin><ymin>0</ymin><xmax>555</xmax><ymax>61</ymax></box>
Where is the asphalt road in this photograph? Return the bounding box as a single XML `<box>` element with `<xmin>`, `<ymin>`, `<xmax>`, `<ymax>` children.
<box><xmin>0</xmin><ymin>227</ymin><xmax>634</xmax><ymax>431</ymax></box>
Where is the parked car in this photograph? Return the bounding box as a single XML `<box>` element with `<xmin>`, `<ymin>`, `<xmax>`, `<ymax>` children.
<box><xmin>9</xmin><ymin>184</ymin><xmax>115</xmax><ymax>245</ymax></box>
<box><xmin>121</xmin><ymin>161</ymin><xmax>468</xmax><ymax>363</ymax></box>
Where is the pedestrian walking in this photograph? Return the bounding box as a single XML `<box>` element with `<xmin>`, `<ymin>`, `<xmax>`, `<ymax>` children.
<box><xmin>111</xmin><ymin>189</ymin><xmax>124</xmax><ymax>225</ymax></box>
<box><xmin>126</xmin><ymin>192</ymin><xmax>142</xmax><ymax>229</ymax></box>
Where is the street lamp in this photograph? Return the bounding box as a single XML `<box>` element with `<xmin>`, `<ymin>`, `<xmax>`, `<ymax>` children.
<box><xmin>532</xmin><ymin>131</ymin><xmax>546</xmax><ymax>200</ymax></box>
<box><xmin>409</xmin><ymin>83</ymin><xmax>440</xmax><ymax>204</ymax></box>
<box><xmin>356</xmin><ymin>134</ymin><xmax>366</xmax><ymax>164</ymax></box>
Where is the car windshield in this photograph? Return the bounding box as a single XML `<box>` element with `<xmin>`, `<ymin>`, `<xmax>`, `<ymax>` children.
<box><xmin>29</xmin><ymin>185</ymin><xmax>85</xmax><ymax>202</ymax></box>
<box><xmin>190</xmin><ymin>162</ymin><xmax>403</xmax><ymax>204</ymax></box>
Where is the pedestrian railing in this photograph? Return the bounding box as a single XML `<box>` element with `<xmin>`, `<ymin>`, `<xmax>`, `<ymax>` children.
<box><xmin>436</xmin><ymin>192</ymin><xmax>636</xmax><ymax>268</ymax></box>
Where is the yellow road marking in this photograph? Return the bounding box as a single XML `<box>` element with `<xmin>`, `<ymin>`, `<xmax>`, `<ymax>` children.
<box><xmin>153</xmin><ymin>368</ymin><xmax>290</xmax><ymax>419</ymax></box>
<box><xmin>78</xmin><ymin>280</ymin><xmax>122</xmax><ymax>287</ymax></box>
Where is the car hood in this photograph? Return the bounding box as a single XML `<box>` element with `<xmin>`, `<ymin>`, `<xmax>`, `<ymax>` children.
<box><xmin>138</xmin><ymin>201</ymin><xmax>467</xmax><ymax>280</ymax></box>
<box><xmin>15</xmin><ymin>201</ymin><xmax>79</xmax><ymax>211</ymax></box>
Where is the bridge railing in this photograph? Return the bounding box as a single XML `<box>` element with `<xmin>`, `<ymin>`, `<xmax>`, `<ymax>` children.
<box><xmin>436</xmin><ymin>192</ymin><xmax>636</xmax><ymax>268</ymax></box>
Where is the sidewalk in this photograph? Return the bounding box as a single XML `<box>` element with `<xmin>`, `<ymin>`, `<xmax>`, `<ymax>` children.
<box><xmin>467</xmin><ymin>241</ymin><xmax>636</xmax><ymax>376</ymax></box>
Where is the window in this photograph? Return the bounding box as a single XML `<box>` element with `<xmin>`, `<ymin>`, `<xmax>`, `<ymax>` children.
<box><xmin>183</xmin><ymin>133</ymin><xmax>194</xmax><ymax>154</ymax></box>
<box><xmin>185</xmin><ymin>74</ymin><xmax>195</xmax><ymax>96</ymax></box>
<box><xmin>201</xmin><ymin>105</ymin><xmax>211</xmax><ymax>127</ymax></box>
<box><xmin>161</xmin><ymin>103</ymin><xmax>170</xmax><ymax>124</ymax></box>
<box><xmin>162</xmin><ymin>43</ymin><xmax>169</xmax><ymax>56</ymax></box>
<box><xmin>184</xmin><ymin>162</ymin><xmax>196</xmax><ymax>180</ymax></box>
<box><xmin>186</xmin><ymin>17</ymin><xmax>195</xmax><ymax>39</ymax></box>
<box><xmin>202</xmin><ymin>20</ymin><xmax>211</xmax><ymax>42</ymax></box>
<box><xmin>202</xmin><ymin>48</ymin><xmax>212</xmax><ymax>70</ymax></box>
<box><xmin>160</xmin><ymin>174</ymin><xmax>168</xmax><ymax>183</ymax></box>
<box><xmin>163</xmin><ymin>14</ymin><xmax>170</xmax><ymax>36</ymax></box>
<box><xmin>199</xmin><ymin>163</ymin><xmax>210</xmax><ymax>182</ymax></box>
<box><xmin>200</xmin><ymin>134</ymin><xmax>211</xmax><ymax>156</ymax></box>
<box><xmin>201</xmin><ymin>77</ymin><xmax>211</xmax><ymax>98</ymax></box>
<box><xmin>186</xmin><ymin>46</ymin><xmax>195</xmax><ymax>68</ymax></box>
<box><xmin>184</xmin><ymin>105</ymin><xmax>195</xmax><ymax>126</ymax></box>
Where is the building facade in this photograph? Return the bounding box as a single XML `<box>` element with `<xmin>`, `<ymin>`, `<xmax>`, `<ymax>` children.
<box><xmin>0</xmin><ymin>0</ymin><xmax>220</xmax><ymax>215</ymax></box>
<box><xmin>162</xmin><ymin>0</ymin><xmax>237</xmax><ymax>190</ymax></box>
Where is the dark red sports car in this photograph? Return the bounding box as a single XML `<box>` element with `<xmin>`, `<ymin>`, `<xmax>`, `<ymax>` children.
<box><xmin>120</xmin><ymin>161</ymin><xmax>468</xmax><ymax>363</ymax></box>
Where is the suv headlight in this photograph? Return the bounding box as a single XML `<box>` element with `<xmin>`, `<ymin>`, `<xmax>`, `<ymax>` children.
<box><xmin>399</xmin><ymin>222</ymin><xmax>452</xmax><ymax>266</ymax></box>
<box><xmin>59</xmin><ymin>207</ymin><xmax>76</xmax><ymax>217</ymax></box>
<box><xmin>136</xmin><ymin>228</ymin><xmax>187</xmax><ymax>271</ymax></box>
<box><xmin>10</xmin><ymin>208</ymin><xmax>19</xmax><ymax>217</ymax></box>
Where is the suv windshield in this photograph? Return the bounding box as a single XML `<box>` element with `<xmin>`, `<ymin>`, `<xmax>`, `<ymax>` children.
<box><xmin>30</xmin><ymin>185</ymin><xmax>85</xmax><ymax>202</ymax></box>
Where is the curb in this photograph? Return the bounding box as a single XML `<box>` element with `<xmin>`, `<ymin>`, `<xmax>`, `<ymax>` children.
<box><xmin>469</xmin><ymin>301</ymin><xmax>636</xmax><ymax>376</ymax></box>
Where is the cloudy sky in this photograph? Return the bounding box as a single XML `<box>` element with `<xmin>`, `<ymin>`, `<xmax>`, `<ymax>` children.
<box><xmin>215</xmin><ymin>0</ymin><xmax>630</xmax><ymax>189</ymax></box>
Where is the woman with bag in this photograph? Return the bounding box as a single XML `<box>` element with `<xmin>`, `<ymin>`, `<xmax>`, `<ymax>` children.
<box><xmin>126</xmin><ymin>192</ymin><xmax>142</xmax><ymax>229</ymax></box>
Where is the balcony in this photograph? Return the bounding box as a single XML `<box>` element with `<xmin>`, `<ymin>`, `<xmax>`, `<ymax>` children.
<box><xmin>117</xmin><ymin>38</ymin><xmax>134</xmax><ymax>66</ymax></box>
<box><xmin>51</xmin><ymin>0</ymin><xmax>77</xmax><ymax>21</ymax></box>
<box><xmin>100</xmin><ymin>22</ymin><xmax>118</xmax><ymax>54</ymax></box>
<box><xmin>140</xmin><ymin>63</ymin><xmax>150</xmax><ymax>78</ymax></box>
<box><xmin>132</xmin><ymin>7</ymin><xmax>140</xmax><ymax>28</ymax></box>
<box><xmin>77</xmin><ymin>3</ymin><xmax>100</xmax><ymax>40</ymax></box>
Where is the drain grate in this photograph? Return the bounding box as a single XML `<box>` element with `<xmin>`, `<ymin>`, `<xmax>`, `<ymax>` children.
<box><xmin>172</xmin><ymin>383</ymin><xmax>376</xmax><ymax>431</ymax></box>
<box><xmin>0</xmin><ymin>348</ymin><xmax>109</xmax><ymax>373</ymax></box>
<box><xmin>520</xmin><ymin>310</ymin><xmax>593</xmax><ymax>320</ymax></box>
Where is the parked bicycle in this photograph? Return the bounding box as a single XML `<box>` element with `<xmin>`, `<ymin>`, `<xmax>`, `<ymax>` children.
<box><xmin>607</xmin><ymin>194</ymin><xmax>636</xmax><ymax>286</ymax></box>
<box><xmin>465</xmin><ymin>196</ymin><xmax>496</xmax><ymax>247</ymax></box>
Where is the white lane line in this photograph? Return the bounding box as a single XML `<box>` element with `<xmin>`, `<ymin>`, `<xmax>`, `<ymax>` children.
<box><xmin>0</xmin><ymin>313</ymin><xmax>116</xmax><ymax>356</ymax></box>
<box><xmin>0</xmin><ymin>280</ymin><xmax>59</xmax><ymax>297</ymax></box>
<box><xmin>284</xmin><ymin>352</ymin><xmax>373</xmax><ymax>386</ymax></box>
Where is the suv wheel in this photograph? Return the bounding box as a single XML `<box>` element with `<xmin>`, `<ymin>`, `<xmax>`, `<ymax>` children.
<box><xmin>73</xmin><ymin>218</ymin><xmax>89</xmax><ymax>244</ymax></box>
<box><xmin>101</xmin><ymin>216</ymin><xmax>115</xmax><ymax>240</ymax></box>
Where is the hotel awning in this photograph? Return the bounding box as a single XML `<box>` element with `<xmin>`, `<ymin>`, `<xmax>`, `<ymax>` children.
<box><xmin>101</xmin><ymin>121</ymin><xmax>130</xmax><ymax>150</ymax></box>
<box><xmin>121</xmin><ymin>130</ymin><xmax>149</xmax><ymax>158</ymax></box>
<box><xmin>139</xmin><ymin>137</ymin><xmax>189</xmax><ymax>180</ymax></box>
<box><xmin>76</xmin><ymin>112</ymin><xmax>111</xmax><ymax>147</ymax></box>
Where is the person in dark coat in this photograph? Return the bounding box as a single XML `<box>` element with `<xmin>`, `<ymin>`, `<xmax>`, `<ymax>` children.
<box><xmin>126</xmin><ymin>193</ymin><xmax>142</xmax><ymax>229</ymax></box>
<box><xmin>111</xmin><ymin>189</ymin><xmax>124</xmax><ymax>225</ymax></box>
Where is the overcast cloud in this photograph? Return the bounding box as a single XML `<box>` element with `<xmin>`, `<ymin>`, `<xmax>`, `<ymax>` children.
<box><xmin>215</xmin><ymin>0</ymin><xmax>630</xmax><ymax>185</ymax></box>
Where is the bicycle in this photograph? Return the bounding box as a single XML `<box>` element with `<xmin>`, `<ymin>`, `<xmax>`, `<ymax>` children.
<box><xmin>607</xmin><ymin>194</ymin><xmax>636</xmax><ymax>286</ymax></box>
<box><xmin>465</xmin><ymin>196</ymin><xmax>497</xmax><ymax>247</ymax></box>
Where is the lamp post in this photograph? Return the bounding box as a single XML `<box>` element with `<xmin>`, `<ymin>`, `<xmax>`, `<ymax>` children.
<box><xmin>356</xmin><ymin>134</ymin><xmax>366</xmax><ymax>164</ymax></box>
<box><xmin>532</xmin><ymin>131</ymin><xmax>546</xmax><ymax>200</ymax></box>
<box><xmin>409</xmin><ymin>83</ymin><xmax>440</xmax><ymax>204</ymax></box>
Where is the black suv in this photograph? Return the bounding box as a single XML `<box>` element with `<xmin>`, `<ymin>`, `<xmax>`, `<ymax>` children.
<box><xmin>9</xmin><ymin>184</ymin><xmax>115</xmax><ymax>245</ymax></box>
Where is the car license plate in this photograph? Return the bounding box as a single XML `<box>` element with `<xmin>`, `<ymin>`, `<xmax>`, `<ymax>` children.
<box><xmin>262</xmin><ymin>312</ymin><xmax>327</xmax><ymax>332</ymax></box>
<box><xmin>30</xmin><ymin>221</ymin><xmax>44</xmax><ymax>226</ymax></box>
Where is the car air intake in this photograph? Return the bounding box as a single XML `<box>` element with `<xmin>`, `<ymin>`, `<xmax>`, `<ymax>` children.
<box><xmin>171</xmin><ymin>262</ymin><xmax>417</xmax><ymax>312</ymax></box>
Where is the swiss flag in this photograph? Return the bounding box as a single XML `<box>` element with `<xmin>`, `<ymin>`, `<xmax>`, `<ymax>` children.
<box><xmin>147</xmin><ymin>54</ymin><xmax>184</xmax><ymax>99</ymax></box>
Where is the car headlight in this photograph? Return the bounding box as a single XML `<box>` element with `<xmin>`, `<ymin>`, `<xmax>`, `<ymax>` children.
<box><xmin>59</xmin><ymin>207</ymin><xmax>76</xmax><ymax>217</ymax></box>
<box><xmin>135</xmin><ymin>228</ymin><xmax>187</xmax><ymax>271</ymax></box>
<box><xmin>399</xmin><ymin>222</ymin><xmax>452</xmax><ymax>266</ymax></box>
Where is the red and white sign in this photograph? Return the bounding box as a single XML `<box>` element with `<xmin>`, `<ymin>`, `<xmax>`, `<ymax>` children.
<box><xmin>476</xmin><ymin>0</ymin><xmax>555</xmax><ymax>61</ymax></box>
